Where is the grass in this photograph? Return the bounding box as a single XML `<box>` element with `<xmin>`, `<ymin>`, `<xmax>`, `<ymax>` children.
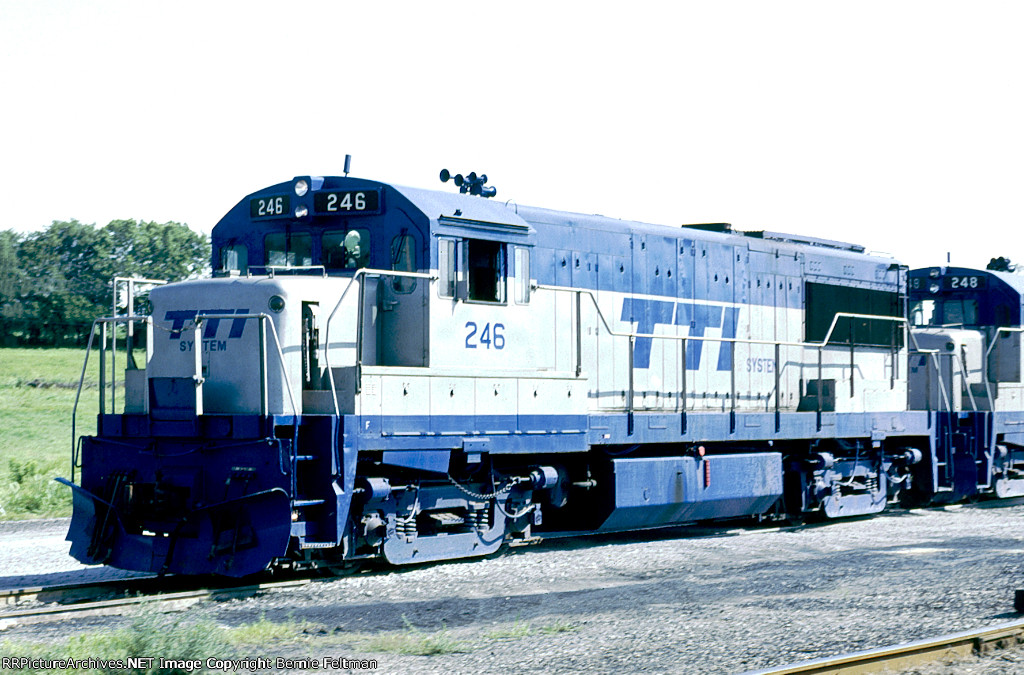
<box><xmin>226</xmin><ymin>613</ymin><xmax>323</xmax><ymax>646</ymax></box>
<box><xmin>0</xmin><ymin>459</ymin><xmax>71</xmax><ymax>518</ymax></box>
<box><xmin>483</xmin><ymin>617</ymin><xmax>534</xmax><ymax>640</ymax></box>
<box><xmin>0</xmin><ymin>611</ymin><xmax>323</xmax><ymax>674</ymax></box>
<box><xmin>358</xmin><ymin>616</ymin><xmax>466</xmax><ymax>656</ymax></box>
<box><xmin>0</xmin><ymin>610</ymin><xmax>233</xmax><ymax>674</ymax></box>
<box><xmin>1</xmin><ymin>608</ymin><xmax>580</xmax><ymax>671</ymax></box>
<box><xmin>0</xmin><ymin>347</ymin><xmax>112</xmax><ymax>520</ymax></box>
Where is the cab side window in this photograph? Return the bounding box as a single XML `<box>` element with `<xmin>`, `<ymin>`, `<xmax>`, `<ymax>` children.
<box><xmin>219</xmin><ymin>244</ymin><xmax>248</xmax><ymax>274</ymax></box>
<box><xmin>514</xmin><ymin>246</ymin><xmax>530</xmax><ymax>304</ymax></box>
<box><xmin>438</xmin><ymin>238</ymin><xmax>456</xmax><ymax>298</ymax></box>
<box><xmin>466</xmin><ymin>239</ymin><xmax>505</xmax><ymax>303</ymax></box>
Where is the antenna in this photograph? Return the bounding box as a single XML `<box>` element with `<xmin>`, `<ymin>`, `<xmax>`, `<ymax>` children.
<box><xmin>344</xmin><ymin>154</ymin><xmax>352</xmax><ymax>177</ymax></box>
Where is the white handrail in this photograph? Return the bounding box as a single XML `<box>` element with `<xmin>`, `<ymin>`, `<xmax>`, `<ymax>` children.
<box><xmin>71</xmin><ymin>315</ymin><xmax>152</xmax><ymax>482</ymax></box>
<box><xmin>533</xmin><ymin>283</ymin><xmax>949</xmax><ymax>424</ymax></box>
<box><xmin>534</xmin><ymin>283</ymin><xmax>910</xmax><ymax>351</ymax></box>
<box><xmin>193</xmin><ymin>313</ymin><xmax>298</xmax><ymax>419</ymax></box>
<box><xmin>983</xmin><ymin>326</ymin><xmax>1024</xmax><ymax>404</ymax></box>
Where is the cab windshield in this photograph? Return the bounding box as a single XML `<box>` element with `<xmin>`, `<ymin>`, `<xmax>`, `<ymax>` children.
<box><xmin>265</xmin><ymin>232</ymin><xmax>312</xmax><ymax>267</ymax></box>
<box><xmin>324</xmin><ymin>229</ymin><xmax>370</xmax><ymax>270</ymax></box>
<box><xmin>910</xmin><ymin>298</ymin><xmax>978</xmax><ymax>326</ymax></box>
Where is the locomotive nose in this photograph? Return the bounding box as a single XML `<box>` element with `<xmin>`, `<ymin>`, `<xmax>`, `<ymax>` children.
<box><xmin>61</xmin><ymin>436</ymin><xmax>295</xmax><ymax>576</ymax></box>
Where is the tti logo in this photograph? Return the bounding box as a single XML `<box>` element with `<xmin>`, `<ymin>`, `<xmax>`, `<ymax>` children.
<box><xmin>164</xmin><ymin>309</ymin><xmax>250</xmax><ymax>339</ymax></box>
<box><xmin>621</xmin><ymin>298</ymin><xmax>739</xmax><ymax>370</ymax></box>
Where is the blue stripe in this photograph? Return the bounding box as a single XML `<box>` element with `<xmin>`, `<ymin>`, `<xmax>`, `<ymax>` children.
<box><xmin>716</xmin><ymin>306</ymin><xmax>740</xmax><ymax>370</ymax></box>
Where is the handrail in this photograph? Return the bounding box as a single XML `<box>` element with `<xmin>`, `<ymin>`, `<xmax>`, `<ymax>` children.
<box><xmin>534</xmin><ymin>283</ymin><xmax>926</xmax><ymax>430</ymax></box>
<box><xmin>70</xmin><ymin>313</ymin><xmax>301</xmax><ymax>482</ymax></box>
<box><xmin>954</xmin><ymin>346</ymin><xmax>980</xmax><ymax>412</ymax></box>
<box><xmin>311</xmin><ymin>275</ymin><xmax>933</xmax><ymax>423</ymax></box>
<box><xmin>111</xmin><ymin>277</ymin><xmax>166</xmax><ymax>410</ymax></box>
<box><xmin>321</xmin><ymin>268</ymin><xmax>437</xmax><ymax>417</ymax></box>
<box><xmin>819</xmin><ymin>311</ymin><xmax>906</xmax><ymax>348</ymax></box>
<box><xmin>71</xmin><ymin>315</ymin><xmax>152</xmax><ymax>483</ymax></box>
<box><xmin>534</xmin><ymin>284</ymin><xmax>909</xmax><ymax>352</ymax></box>
<box><xmin>192</xmin><ymin>313</ymin><xmax>298</xmax><ymax>420</ymax></box>
<box><xmin>194</xmin><ymin>312</ymin><xmax>300</xmax><ymax>499</ymax></box>
<box><xmin>914</xmin><ymin>349</ymin><xmax>954</xmax><ymax>414</ymax></box>
<box><xmin>246</xmin><ymin>265</ymin><xmax>327</xmax><ymax>278</ymax></box>
<box><xmin>983</xmin><ymin>326</ymin><xmax>1024</xmax><ymax>404</ymax></box>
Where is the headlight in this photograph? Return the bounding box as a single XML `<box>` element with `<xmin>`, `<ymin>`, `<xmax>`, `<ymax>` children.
<box><xmin>929</xmin><ymin>282</ymin><xmax>940</xmax><ymax>294</ymax></box>
<box><xmin>294</xmin><ymin>205</ymin><xmax>309</xmax><ymax>218</ymax></box>
<box><xmin>295</xmin><ymin>179</ymin><xmax>309</xmax><ymax>197</ymax></box>
<box><xmin>269</xmin><ymin>295</ymin><xmax>286</xmax><ymax>313</ymax></box>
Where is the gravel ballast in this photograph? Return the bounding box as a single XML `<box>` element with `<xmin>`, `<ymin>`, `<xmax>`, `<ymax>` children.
<box><xmin>0</xmin><ymin>518</ymin><xmax>146</xmax><ymax>589</ymax></box>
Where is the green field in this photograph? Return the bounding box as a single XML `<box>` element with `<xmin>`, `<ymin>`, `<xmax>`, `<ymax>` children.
<box><xmin>0</xmin><ymin>347</ymin><xmax>107</xmax><ymax>520</ymax></box>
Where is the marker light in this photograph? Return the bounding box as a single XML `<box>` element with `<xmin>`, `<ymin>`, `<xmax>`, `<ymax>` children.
<box><xmin>269</xmin><ymin>295</ymin><xmax>286</xmax><ymax>313</ymax></box>
<box><xmin>295</xmin><ymin>179</ymin><xmax>309</xmax><ymax>197</ymax></box>
<box><xmin>294</xmin><ymin>205</ymin><xmax>309</xmax><ymax>218</ymax></box>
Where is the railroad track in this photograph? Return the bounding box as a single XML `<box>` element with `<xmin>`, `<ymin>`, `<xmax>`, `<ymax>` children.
<box><xmin>3</xmin><ymin>498</ymin><xmax>1022</xmax><ymax>641</ymax></box>
<box><xmin>1</xmin><ymin>576</ymin><xmax>155</xmax><ymax>607</ymax></box>
<box><xmin>742</xmin><ymin>619</ymin><xmax>1024</xmax><ymax>675</ymax></box>
<box><xmin>0</xmin><ymin>576</ymin><xmax>312</xmax><ymax>627</ymax></box>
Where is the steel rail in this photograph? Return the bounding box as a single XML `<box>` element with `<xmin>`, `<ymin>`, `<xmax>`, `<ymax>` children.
<box><xmin>741</xmin><ymin>618</ymin><xmax>1024</xmax><ymax>675</ymax></box>
<box><xmin>0</xmin><ymin>577</ymin><xmax>311</xmax><ymax>627</ymax></box>
<box><xmin>0</xmin><ymin>577</ymin><xmax>154</xmax><ymax>607</ymax></box>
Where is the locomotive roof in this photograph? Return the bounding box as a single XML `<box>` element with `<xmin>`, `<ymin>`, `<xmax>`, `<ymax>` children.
<box><xmin>983</xmin><ymin>268</ymin><xmax>1024</xmax><ymax>294</ymax></box>
<box><xmin>214</xmin><ymin>176</ymin><xmax>895</xmax><ymax>267</ymax></box>
<box><xmin>392</xmin><ymin>183</ymin><xmax>534</xmax><ymax>232</ymax></box>
<box><xmin>511</xmin><ymin>203</ymin><xmax>888</xmax><ymax>263</ymax></box>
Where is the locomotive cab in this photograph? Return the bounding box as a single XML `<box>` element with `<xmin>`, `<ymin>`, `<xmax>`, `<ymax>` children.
<box><xmin>62</xmin><ymin>175</ymin><xmax>558</xmax><ymax>575</ymax></box>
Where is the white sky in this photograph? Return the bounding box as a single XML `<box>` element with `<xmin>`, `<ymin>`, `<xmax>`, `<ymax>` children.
<box><xmin>2</xmin><ymin>1</ymin><xmax>1022</xmax><ymax>271</ymax></box>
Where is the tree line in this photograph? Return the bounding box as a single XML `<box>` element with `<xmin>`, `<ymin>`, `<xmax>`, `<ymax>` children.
<box><xmin>0</xmin><ymin>219</ymin><xmax>208</xmax><ymax>347</ymax></box>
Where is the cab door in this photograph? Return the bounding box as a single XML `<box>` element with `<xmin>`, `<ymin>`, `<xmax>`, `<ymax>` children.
<box><xmin>380</xmin><ymin>233</ymin><xmax>428</xmax><ymax>367</ymax></box>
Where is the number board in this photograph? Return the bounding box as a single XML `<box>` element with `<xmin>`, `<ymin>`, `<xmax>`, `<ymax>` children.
<box><xmin>943</xmin><ymin>275</ymin><xmax>987</xmax><ymax>291</ymax></box>
<box><xmin>313</xmin><ymin>190</ymin><xmax>381</xmax><ymax>215</ymax></box>
<box><xmin>250</xmin><ymin>195</ymin><xmax>291</xmax><ymax>219</ymax></box>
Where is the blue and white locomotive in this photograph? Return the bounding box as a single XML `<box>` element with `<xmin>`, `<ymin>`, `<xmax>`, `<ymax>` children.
<box><xmin>59</xmin><ymin>171</ymin><xmax>1024</xmax><ymax>576</ymax></box>
<box><xmin>907</xmin><ymin>266</ymin><xmax>1024</xmax><ymax>502</ymax></box>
